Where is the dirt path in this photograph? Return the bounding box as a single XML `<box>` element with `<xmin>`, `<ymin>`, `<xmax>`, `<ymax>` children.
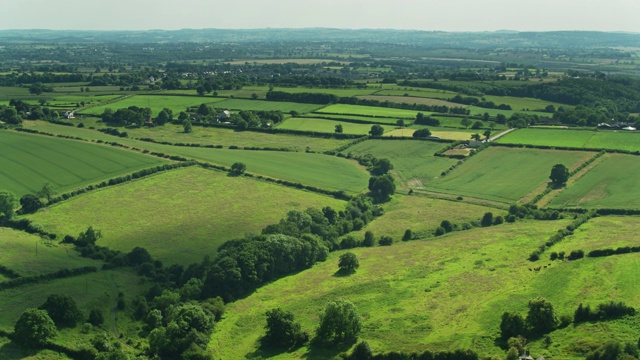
<box><xmin>488</xmin><ymin>128</ymin><xmax>516</xmax><ymax>142</ymax></box>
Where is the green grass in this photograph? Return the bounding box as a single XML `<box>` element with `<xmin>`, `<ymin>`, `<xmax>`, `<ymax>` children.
<box><xmin>431</xmin><ymin>116</ymin><xmax>508</xmax><ymax>130</ymax></box>
<box><xmin>467</xmin><ymin>106</ymin><xmax>550</xmax><ymax>118</ymax></box>
<box><xmin>305</xmin><ymin>114</ymin><xmax>402</xmax><ymax>125</ymax></box>
<box><xmin>425</xmin><ymin>147</ymin><xmax>590</xmax><ymax>203</ymax></box>
<box><xmin>277</xmin><ymin>117</ymin><xmax>383</xmax><ymax>135</ymax></box>
<box><xmin>497</xmin><ymin>128</ymin><xmax>640</xmax><ymax>152</ymax></box>
<box><xmin>383</xmin><ymin>126</ymin><xmax>481</xmax><ymax>140</ymax></box>
<box><xmin>548</xmin><ymin>154</ymin><xmax>640</xmax><ymax>209</ymax></box>
<box><xmin>316</xmin><ymin>104</ymin><xmax>421</xmax><ymax>119</ymax></box>
<box><xmin>78</xmin><ymin>95</ymin><xmax>227</xmax><ymax>116</ymax></box>
<box><xmin>371</xmin><ymin>88</ymin><xmax>458</xmax><ymax>100</ymax></box>
<box><xmin>343</xmin><ymin>140</ymin><xmax>457</xmax><ymax>187</ymax></box>
<box><xmin>482</xmin><ymin>95</ymin><xmax>567</xmax><ymax>111</ymax></box>
<box><xmin>272</xmin><ymin>87</ymin><xmax>377</xmax><ymax>97</ymax></box>
<box><xmin>27</xmin><ymin>167</ymin><xmax>347</xmax><ymax>265</ymax></box>
<box><xmin>215</xmin><ymin>98</ymin><xmax>323</xmax><ymax>113</ymax></box>
<box><xmin>546</xmin><ymin>216</ymin><xmax>640</xmax><ymax>255</ymax></box>
<box><xmin>355</xmin><ymin>95</ymin><xmax>461</xmax><ymax>108</ymax></box>
<box><xmin>0</xmin><ymin>130</ymin><xmax>169</xmax><ymax>196</ymax></box>
<box><xmin>210</xmin><ymin>218</ymin><xmax>640</xmax><ymax>359</ymax></box>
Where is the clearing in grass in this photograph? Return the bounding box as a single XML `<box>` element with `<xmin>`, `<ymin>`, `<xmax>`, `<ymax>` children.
<box><xmin>27</xmin><ymin>167</ymin><xmax>346</xmax><ymax>265</ymax></box>
<box><xmin>547</xmin><ymin>153</ymin><xmax>640</xmax><ymax>209</ymax></box>
<box><xmin>0</xmin><ymin>130</ymin><xmax>168</xmax><ymax>196</ymax></box>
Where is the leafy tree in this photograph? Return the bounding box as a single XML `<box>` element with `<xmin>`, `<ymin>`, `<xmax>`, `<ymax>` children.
<box><xmin>230</xmin><ymin>162</ymin><xmax>247</xmax><ymax>175</ymax></box>
<box><xmin>370</xmin><ymin>158</ymin><xmax>393</xmax><ymax>176</ymax></box>
<box><xmin>471</xmin><ymin>133</ymin><xmax>482</xmax><ymax>141</ymax></box>
<box><xmin>40</xmin><ymin>294</ymin><xmax>84</xmax><ymax>327</ymax></box>
<box><xmin>37</xmin><ymin>182</ymin><xmax>55</xmax><ymax>202</ymax></box>
<box><xmin>368</xmin><ymin>174</ymin><xmax>396</xmax><ymax>203</ymax></box>
<box><xmin>183</xmin><ymin>118</ymin><xmax>193</xmax><ymax>133</ymax></box>
<box><xmin>549</xmin><ymin>164</ymin><xmax>569</xmax><ymax>186</ymax></box>
<box><xmin>28</xmin><ymin>82</ymin><xmax>44</xmax><ymax>95</ymax></box>
<box><xmin>483</xmin><ymin>129</ymin><xmax>492</xmax><ymax>140</ymax></box>
<box><xmin>369</xmin><ymin>124</ymin><xmax>384</xmax><ymax>136</ymax></box>
<box><xmin>19</xmin><ymin>194</ymin><xmax>43</xmax><ymax>214</ymax></box>
<box><xmin>378</xmin><ymin>236</ymin><xmax>393</xmax><ymax>246</ymax></box>
<box><xmin>338</xmin><ymin>252</ymin><xmax>359</xmax><ymax>274</ymax></box>
<box><xmin>525</xmin><ymin>297</ymin><xmax>558</xmax><ymax>336</ymax></box>
<box><xmin>1</xmin><ymin>107</ymin><xmax>22</xmax><ymax>124</ymax></box>
<box><xmin>316</xmin><ymin>300</ymin><xmax>362</xmax><ymax>344</ymax></box>
<box><xmin>264</xmin><ymin>308</ymin><xmax>307</xmax><ymax>348</ymax></box>
<box><xmin>500</xmin><ymin>312</ymin><xmax>525</xmax><ymax>340</ymax></box>
<box><xmin>88</xmin><ymin>308</ymin><xmax>105</xmax><ymax>326</ymax></box>
<box><xmin>506</xmin><ymin>347</ymin><xmax>519</xmax><ymax>360</ymax></box>
<box><xmin>196</xmin><ymin>85</ymin><xmax>205</xmax><ymax>96</ymax></box>
<box><xmin>0</xmin><ymin>191</ymin><xmax>17</xmax><ymax>222</ymax></box>
<box><xmin>178</xmin><ymin>111</ymin><xmax>188</xmax><ymax>122</ymax></box>
<box><xmin>76</xmin><ymin>226</ymin><xmax>102</xmax><ymax>247</ymax></box>
<box><xmin>412</xmin><ymin>128</ymin><xmax>432</xmax><ymax>138</ymax></box>
<box><xmin>471</xmin><ymin>120</ymin><xmax>484</xmax><ymax>129</ymax></box>
<box><xmin>396</xmin><ymin>119</ymin><xmax>405</xmax><ymax>127</ymax></box>
<box><xmin>362</xmin><ymin>231</ymin><xmax>375</xmax><ymax>247</ymax></box>
<box><xmin>481</xmin><ymin>212</ymin><xmax>494</xmax><ymax>227</ymax></box>
<box><xmin>461</xmin><ymin>118</ymin><xmax>472</xmax><ymax>128</ymax></box>
<box><xmin>13</xmin><ymin>308</ymin><xmax>57</xmax><ymax>348</ymax></box>
<box><xmin>335</xmin><ymin>124</ymin><xmax>343</xmax><ymax>134</ymax></box>
<box><xmin>156</xmin><ymin>110</ymin><xmax>170</xmax><ymax>125</ymax></box>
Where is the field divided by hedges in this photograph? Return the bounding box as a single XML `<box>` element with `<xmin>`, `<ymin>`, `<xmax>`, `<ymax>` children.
<box><xmin>496</xmin><ymin>128</ymin><xmax>640</xmax><ymax>152</ymax></box>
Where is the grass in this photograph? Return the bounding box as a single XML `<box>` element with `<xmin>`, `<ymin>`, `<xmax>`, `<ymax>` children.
<box><xmin>425</xmin><ymin>147</ymin><xmax>591</xmax><ymax>203</ymax></box>
<box><xmin>546</xmin><ymin>216</ymin><xmax>640</xmax><ymax>255</ymax></box>
<box><xmin>305</xmin><ymin>114</ymin><xmax>402</xmax><ymax>125</ymax></box>
<box><xmin>316</xmin><ymin>104</ymin><xmax>421</xmax><ymax>119</ymax></box>
<box><xmin>371</xmin><ymin>88</ymin><xmax>458</xmax><ymax>100</ymax></box>
<box><xmin>215</xmin><ymin>98</ymin><xmax>323</xmax><ymax>113</ymax></box>
<box><xmin>78</xmin><ymin>95</ymin><xmax>227</xmax><ymax>116</ymax></box>
<box><xmin>355</xmin><ymin>95</ymin><xmax>461</xmax><ymax>108</ymax></box>
<box><xmin>0</xmin><ymin>228</ymin><xmax>99</xmax><ymax>277</ymax></box>
<box><xmin>27</xmin><ymin>167</ymin><xmax>347</xmax><ymax>265</ymax></box>
<box><xmin>467</xmin><ymin>106</ymin><xmax>550</xmax><ymax>118</ymax></box>
<box><xmin>272</xmin><ymin>87</ymin><xmax>377</xmax><ymax>97</ymax></box>
<box><xmin>481</xmin><ymin>95</ymin><xmax>567</xmax><ymax>111</ymax></box>
<box><xmin>0</xmin><ymin>130</ymin><xmax>168</xmax><ymax>196</ymax></box>
<box><xmin>276</xmin><ymin>117</ymin><xmax>382</xmax><ymax>135</ymax></box>
<box><xmin>384</xmin><ymin>127</ymin><xmax>479</xmax><ymax>140</ymax></box>
<box><xmin>496</xmin><ymin>128</ymin><xmax>640</xmax><ymax>152</ymax></box>
<box><xmin>210</xmin><ymin>218</ymin><xmax>640</xmax><ymax>359</ymax></box>
<box><xmin>547</xmin><ymin>154</ymin><xmax>640</xmax><ymax>209</ymax></box>
<box><xmin>343</xmin><ymin>140</ymin><xmax>457</xmax><ymax>187</ymax></box>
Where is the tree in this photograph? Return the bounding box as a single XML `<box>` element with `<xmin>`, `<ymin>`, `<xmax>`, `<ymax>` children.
<box><xmin>263</xmin><ymin>308</ymin><xmax>307</xmax><ymax>348</ymax></box>
<box><xmin>183</xmin><ymin>119</ymin><xmax>192</xmax><ymax>133</ymax></box>
<box><xmin>483</xmin><ymin>129</ymin><xmax>492</xmax><ymax>140</ymax></box>
<box><xmin>500</xmin><ymin>312</ymin><xmax>525</xmax><ymax>340</ymax></box>
<box><xmin>396</xmin><ymin>119</ymin><xmax>405</xmax><ymax>127</ymax></box>
<box><xmin>19</xmin><ymin>194</ymin><xmax>43</xmax><ymax>214</ymax></box>
<box><xmin>402</xmin><ymin>229</ymin><xmax>413</xmax><ymax>241</ymax></box>
<box><xmin>371</xmin><ymin>158</ymin><xmax>393</xmax><ymax>176</ymax></box>
<box><xmin>1</xmin><ymin>107</ymin><xmax>21</xmax><ymax>125</ymax></box>
<box><xmin>230</xmin><ymin>162</ymin><xmax>246</xmax><ymax>175</ymax></box>
<box><xmin>316</xmin><ymin>300</ymin><xmax>362</xmax><ymax>344</ymax></box>
<box><xmin>481</xmin><ymin>212</ymin><xmax>494</xmax><ymax>227</ymax></box>
<box><xmin>88</xmin><ymin>308</ymin><xmax>105</xmax><ymax>326</ymax></box>
<box><xmin>338</xmin><ymin>252</ymin><xmax>359</xmax><ymax>274</ymax></box>
<box><xmin>412</xmin><ymin>128</ymin><xmax>432</xmax><ymax>138</ymax></box>
<box><xmin>14</xmin><ymin>308</ymin><xmax>57</xmax><ymax>348</ymax></box>
<box><xmin>549</xmin><ymin>164</ymin><xmax>569</xmax><ymax>186</ymax></box>
<box><xmin>362</xmin><ymin>231</ymin><xmax>375</xmax><ymax>247</ymax></box>
<box><xmin>471</xmin><ymin>133</ymin><xmax>482</xmax><ymax>141</ymax></box>
<box><xmin>0</xmin><ymin>191</ymin><xmax>17</xmax><ymax>223</ymax></box>
<box><xmin>178</xmin><ymin>111</ymin><xmax>188</xmax><ymax>122</ymax></box>
<box><xmin>525</xmin><ymin>297</ymin><xmax>558</xmax><ymax>336</ymax></box>
<box><xmin>196</xmin><ymin>85</ymin><xmax>205</xmax><ymax>96</ymax></box>
<box><xmin>461</xmin><ymin>118</ymin><xmax>472</xmax><ymax>129</ymax></box>
<box><xmin>40</xmin><ymin>294</ymin><xmax>84</xmax><ymax>328</ymax></box>
<box><xmin>37</xmin><ymin>182</ymin><xmax>55</xmax><ymax>202</ymax></box>
<box><xmin>368</xmin><ymin>174</ymin><xmax>396</xmax><ymax>203</ymax></box>
<box><xmin>28</xmin><ymin>82</ymin><xmax>44</xmax><ymax>96</ymax></box>
<box><xmin>335</xmin><ymin>124</ymin><xmax>344</xmax><ymax>134</ymax></box>
<box><xmin>156</xmin><ymin>110</ymin><xmax>170</xmax><ymax>125</ymax></box>
<box><xmin>369</xmin><ymin>124</ymin><xmax>384</xmax><ymax>136</ymax></box>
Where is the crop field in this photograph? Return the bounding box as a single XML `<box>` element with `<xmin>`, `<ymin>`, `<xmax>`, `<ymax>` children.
<box><xmin>210</xmin><ymin>219</ymin><xmax>640</xmax><ymax>359</ymax></box>
<box><xmin>225</xmin><ymin>58</ymin><xmax>338</xmax><ymax>65</ymax></box>
<box><xmin>79</xmin><ymin>95</ymin><xmax>227</xmax><ymax>116</ymax></box>
<box><xmin>28</xmin><ymin>167</ymin><xmax>346</xmax><ymax>265</ymax></box>
<box><xmin>215</xmin><ymin>98</ymin><xmax>323</xmax><ymax>113</ymax></box>
<box><xmin>343</xmin><ymin>139</ymin><xmax>457</xmax><ymax>187</ymax></box>
<box><xmin>0</xmin><ymin>228</ymin><xmax>99</xmax><ymax>277</ymax></box>
<box><xmin>276</xmin><ymin>117</ymin><xmax>382</xmax><ymax>135</ymax></box>
<box><xmin>547</xmin><ymin>216</ymin><xmax>640</xmax><ymax>255</ymax></box>
<box><xmin>371</xmin><ymin>88</ymin><xmax>458</xmax><ymax>100</ymax></box>
<box><xmin>0</xmin><ymin>86</ymin><xmax>31</xmax><ymax>101</ymax></box>
<box><xmin>431</xmin><ymin>116</ymin><xmax>509</xmax><ymax>130</ymax></box>
<box><xmin>355</xmin><ymin>95</ymin><xmax>462</xmax><ymax>108</ymax></box>
<box><xmin>467</xmin><ymin>106</ymin><xmax>550</xmax><ymax>117</ymax></box>
<box><xmin>547</xmin><ymin>154</ymin><xmax>640</xmax><ymax>209</ymax></box>
<box><xmin>0</xmin><ymin>130</ymin><xmax>168</xmax><ymax>196</ymax></box>
<box><xmin>273</xmin><ymin>87</ymin><xmax>377</xmax><ymax>97</ymax></box>
<box><xmin>304</xmin><ymin>113</ymin><xmax>402</xmax><ymax>125</ymax></box>
<box><xmin>497</xmin><ymin>128</ymin><xmax>640</xmax><ymax>152</ymax></box>
<box><xmin>316</xmin><ymin>104</ymin><xmax>421</xmax><ymax>118</ymax></box>
<box><xmin>384</xmin><ymin>127</ymin><xmax>478</xmax><ymax>140</ymax></box>
<box><xmin>481</xmin><ymin>95</ymin><xmax>567</xmax><ymax>111</ymax></box>
<box><xmin>425</xmin><ymin>147</ymin><xmax>591</xmax><ymax>203</ymax></box>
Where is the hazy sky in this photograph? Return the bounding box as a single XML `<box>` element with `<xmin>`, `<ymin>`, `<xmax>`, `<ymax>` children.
<box><xmin>3</xmin><ymin>0</ymin><xmax>639</xmax><ymax>32</ymax></box>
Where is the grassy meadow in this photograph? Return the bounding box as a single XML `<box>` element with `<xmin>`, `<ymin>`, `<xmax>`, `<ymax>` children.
<box><xmin>0</xmin><ymin>130</ymin><xmax>168</xmax><ymax>196</ymax></box>
<box><xmin>277</xmin><ymin>117</ymin><xmax>383</xmax><ymax>135</ymax></box>
<box><xmin>546</xmin><ymin>216</ymin><xmax>640</xmax><ymax>255</ymax></box>
<box><xmin>548</xmin><ymin>154</ymin><xmax>640</xmax><ymax>209</ymax></box>
<box><xmin>27</xmin><ymin>167</ymin><xmax>346</xmax><ymax>265</ymax></box>
<box><xmin>316</xmin><ymin>104</ymin><xmax>421</xmax><ymax>119</ymax></box>
<box><xmin>496</xmin><ymin>128</ymin><xmax>640</xmax><ymax>152</ymax></box>
<box><xmin>209</xmin><ymin>218</ymin><xmax>640</xmax><ymax>359</ymax></box>
<box><xmin>79</xmin><ymin>95</ymin><xmax>227</xmax><ymax>116</ymax></box>
<box><xmin>355</xmin><ymin>95</ymin><xmax>461</xmax><ymax>108</ymax></box>
<box><xmin>425</xmin><ymin>147</ymin><xmax>591</xmax><ymax>203</ymax></box>
<box><xmin>215</xmin><ymin>98</ymin><xmax>323</xmax><ymax>113</ymax></box>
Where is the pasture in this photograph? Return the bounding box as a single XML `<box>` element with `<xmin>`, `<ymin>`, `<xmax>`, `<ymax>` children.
<box><xmin>28</xmin><ymin>167</ymin><xmax>346</xmax><ymax>265</ymax></box>
<box><xmin>497</xmin><ymin>128</ymin><xmax>640</xmax><ymax>152</ymax></box>
<box><xmin>316</xmin><ymin>104</ymin><xmax>421</xmax><ymax>119</ymax></box>
<box><xmin>0</xmin><ymin>130</ymin><xmax>168</xmax><ymax>196</ymax></box>
<box><xmin>383</xmin><ymin>126</ymin><xmax>478</xmax><ymax>140</ymax></box>
<box><xmin>209</xmin><ymin>219</ymin><xmax>639</xmax><ymax>359</ymax></box>
<box><xmin>273</xmin><ymin>87</ymin><xmax>377</xmax><ymax>97</ymax></box>
<box><xmin>547</xmin><ymin>153</ymin><xmax>640</xmax><ymax>209</ymax></box>
<box><xmin>276</xmin><ymin>117</ymin><xmax>380</xmax><ymax>135</ymax></box>
<box><xmin>215</xmin><ymin>98</ymin><xmax>323</xmax><ymax>113</ymax></box>
<box><xmin>467</xmin><ymin>106</ymin><xmax>549</xmax><ymax>118</ymax></box>
<box><xmin>79</xmin><ymin>95</ymin><xmax>227</xmax><ymax>116</ymax></box>
<box><xmin>371</xmin><ymin>88</ymin><xmax>458</xmax><ymax>100</ymax></box>
<box><xmin>355</xmin><ymin>95</ymin><xmax>462</xmax><ymax>108</ymax></box>
<box><xmin>343</xmin><ymin>139</ymin><xmax>457</xmax><ymax>187</ymax></box>
<box><xmin>425</xmin><ymin>147</ymin><xmax>591</xmax><ymax>203</ymax></box>
<box><xmin>304</xmin><ymin>114</ymin><xmax>402</xmax><ymax>125</ymax></box>
<box><xmin>547</xmin><ymin>216</ymin><xmax>640</xmax><ymax>255</ymax></box>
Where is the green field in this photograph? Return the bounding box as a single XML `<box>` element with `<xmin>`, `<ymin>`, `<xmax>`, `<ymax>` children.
<box><xmin>79</xmin><ymin>95</ymin><xmax>227</xmax><ymax>116</ymax></box>
<box><xmin>273</xmin><ymin>87</ymin><xmax>377</xmax><ymax>97</ymax></box>
<box><xmin>343</xmin><ymin>139</ymin><xmax>457</xmax><ymax>187</ymax></box>
<box><xmin>316</xmin><ymin>104</ymin><xmax>421</xmax><ymax>119</ymax></box>
<box><xmin>547</xmin><ymin>216</ymin><xmax>640</xmax><ymax>255</ymax></box>
<box><xmin>371</xmin><ymin>88</ymin><xmax>458</xmax><ymax>100</ymax></box>
<box><xmin>355</xmin><ymin>95</ymin><xmax>461</xmax><ymax>108</ymax></box>
<box><xmin>215</xmin><ymin>98</ymin><xmax>323</xmax><ymax>113</ymax></box>
<box><xmin>548</xmin><ymin>154</ymin><xmax>640</xmax><ymax>209</ymax></box>
<box><xmin>210</xmin><ymin>219</ymin><xmax>640</xmax><ymax>359</ymax></box>
<box><xmin>27</xmin><ymin>167</ymin><xmax>346</xmax><ymax>265</ymax></box>
<box><xmin>0</xmin><ymin>130</ymin><xmax>168</xmax><ymax>196</ymax></box>
<box><xmin>497</xmin><ymin>128</ymin><xmax>640</xmax><ymax>152</ymax></box>
<box><xmin>277</xmin><ymin>117</ymin><xmax>383</xmax><ymax>135</ymax></box>
<box><xmin>431</xmin><ymin>116</ymin><xmax>508</xmax><ymax>130</ymax></box>
<box><xmin>425</xmin><ymin>147</ymin><xmax>591</xmax><ymax>203</ymax></box>
<box><xmin>305</xmin><ymin>113</ymin><xmax>402</xmax><ymax>125</ymax></box>
<box><xmin>383</xmin><ymin>126</ymin><xmax>480</xmax><ymax>140</ymax></box>
<box><xmin>482</xmin><ymin>95</ymin><xmax>567</xmax><ymax>111</ymax></box>
<box><xmin>467</xmin><ymin>106</ymin><xmax>550</xmax><ymax>118</ymax></box>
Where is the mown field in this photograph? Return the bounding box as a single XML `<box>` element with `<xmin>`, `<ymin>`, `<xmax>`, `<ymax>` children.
<box><xmin>384</xmin><ymin>126</ymin><xmax>479</xmax><ymax>140</ymax></box>
<box><xmin>355</xmin><ymin>95</ymin><xmax>461</xmax><ymax>108</ymax></box>
<box><xmin>215</xmin><ymin>98</ymin><xmax>323</xmax><ymax>113</ymax></box>
<box><xmin>497</xmin><ymin>128</ymin><xmax>640</xmax><ymax>152</ymax></box>
<box><xmin>79</xmin><ymin>95</ymin><xmax>227</xmax><ymax>116</ymax></box>
<box><xmin>548</xmin><ymin>154</ymin><xmax>640</xmax><ymax>209</ymax></box>
<box><xmin>0</xmin><ymin>130</ymin><xmax>168</xmax><ymax>196</ymax></box>
<box><xmin>343</xmin><ymin>139</ymin><xmax>457</xmax><ymax>187</ymax></box>
<box><xmin>210</xmin><ymin>219</ymin><xmax>640</xmax><ymax>359</ymax></box>
<box><xmin>467</xmin><ymin>106</ymin><xmax>549</xmax><ymax>118</ymax></box>
<box><xmin>425</xmin><ymin>147</ymin><xmax>591</xmax><ymax>203</ymax></box>
<box><xmin>371</xmin><ymin>88</ymin><xmax>457</xmax><ymax>100</ymax></box>
<box><xmin>547</xmin><ymin>216</ymin><xmax>640</xmax><ymax>255</ymax></box>
<box><xmin>277</xmin><ymin>117</ymin><xmax>383</xmax><ymax>135</ymax></box>
<box><xmin>304</xmin><ymin>114</ymin><xmax>402</xmax><ymax>125</ymax></box>
<box><xmin>27</xmin><ymin>167</ymin><xmax>347</xmax><ymax>265</ymax></box>
<box><xmin>316</xmin><ymin>104</ymin><xmax>421</xmax><ymax>119</ymax></box>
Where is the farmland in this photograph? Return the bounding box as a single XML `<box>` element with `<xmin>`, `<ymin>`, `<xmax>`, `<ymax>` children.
<box><xmin>355</xmin><ymin>95</ymin><xmax>461</xmax><ymax>108</ymax></box>
<box><xmin>215</xmin><ymin>98</ymin><xmax>323</xmax><ymax>113</ymax></box>
<box><xmin>547</xmin><ymin>153</ymin><xmax>640</xmax><ymax>209</ymax></box>
<box><xmin>79</xmin><ymin>95</ymin><xmax>227</xmax><ymax>116</ymax></box>
<box><xmin>425</xmin><ymin>147</ymin><xmax>591</xmax><ymax>203</ymax></box>
<box><xmin>0</xmin><ymin>130</ymin><xmax>168</xmax><ymax>196</ymax></box>
<box><xmin>27</xmin><ymin>167</ymin><xmax>346</xmax><ymax>265</ymax></box>
<box><xmin>316</xmin><ymin>104</ymin><xmax>422</xmax><ymax>118</ymax></box>
<box><xmin>276</xmin><ymin>117</ymin><xmax>381</xmax><ymax>135</ymax></box>
<box><xmin>547</xmin><ymin>216</ymin><xmax>640</xmax><ymax>255</ymax></box>
<box><xmin>496</xmin><ymin>128</ymin><xmax>640</xmax><ymax>151</ymax></box>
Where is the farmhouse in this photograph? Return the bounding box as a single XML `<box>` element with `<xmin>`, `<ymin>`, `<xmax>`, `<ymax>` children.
<box><xmin>63</xmin><ymin>111</ymin><xmax>75</xmax><ymax>119</ymax></box>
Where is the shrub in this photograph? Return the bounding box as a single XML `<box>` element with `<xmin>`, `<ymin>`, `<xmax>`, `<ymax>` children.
<box><xmin>378</xmin><ymin>236</ymin><xmax>393</xmax><ymax>246</ymax></box>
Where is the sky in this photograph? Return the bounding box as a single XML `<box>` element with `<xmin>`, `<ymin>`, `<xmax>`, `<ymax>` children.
<box><xmin>2</xmin><ymin>0</ymin><xmax>639</xmax><ymax>33</ymax></box>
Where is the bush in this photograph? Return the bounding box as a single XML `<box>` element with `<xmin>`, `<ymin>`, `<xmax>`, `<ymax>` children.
<box><xmin>88</xmin><ymin>308</ymin><xmax>104</xmax><ymax>326</ymax></box>
<box><xmin>402</xmin><ymin>229</ymin><xmax>413</xmax><ymax>241</ymax></box>
<box><xmin>378</xmin><ymin>236</ymin><xmax>393</xmax><ymax>246</ymax></box>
